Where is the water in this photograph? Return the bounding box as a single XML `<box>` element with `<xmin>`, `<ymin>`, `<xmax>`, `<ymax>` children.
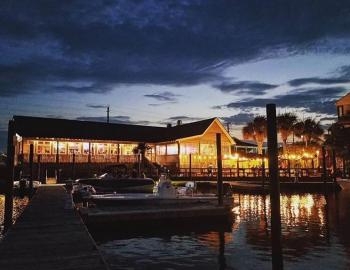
<box><xmin>92</xmin><ymin>191</ymin><xmax>350</xmax><ymax>270</ymax></box>
<box><xmin>0</xmin><ymin>195</ymin><xmax>29</xmax><ymax>238</ymax></box>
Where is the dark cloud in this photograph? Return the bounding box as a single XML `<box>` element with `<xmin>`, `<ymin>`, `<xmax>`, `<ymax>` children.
<box><xmin>144</xmin><ymin>91</ymin><xmax>180</xmax><ymax>102</ymax></box>
<box><xmin>76</xmin><ymin>115</ymin><xmax>150</xmax><ymax>125</ymax></box>
<box><xmin>166</xmin><ymin>116</ymin><xmax>203</xmax><ymax>122</ymax></box>
<box><xmin>221</xmin><ymin>113</ymin><xmax>255</xmax><ymax>125</ymax></box>
<box><xmin>215</xmin><ymin>81</ymin><xmax>278</xmax><ymax>95</ymax></box>
<box><xmin>288</xmin><ymin>77</ymin><xmax>350</xmax><ymax>87</ymax></box>
<box><xmin>158</xmin><ymin>115</ymin><xmax>204</xmax><ymax>126</ymax></box>
<box><xmin>2</xmin><ymin>0</ymin><xmax>350</xmax><ymax>97</ymax></box>
<box><xmin>86</xmin><ymin>104</ymin><xmax>108</xmax><ymax>109</ymax></box>
<box><xmin>319</xmin><ymin>116</ymin><xmax>338</xmax><ymax>122</ymax></box>
<box><xmin>219</xmin><ymin>87</ymin><xmax>346</xmax><ymax>115</ymax></box>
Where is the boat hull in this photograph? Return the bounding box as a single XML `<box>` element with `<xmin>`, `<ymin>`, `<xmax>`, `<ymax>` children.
<box><xmin>91</xmin><ymin>193</ymin><xmax>234</xmax><ymax>208</ymax></box>
<box><xmin>76</xmin><ymin>178</ymin><xmax>155</xmax><ymax>193</ymax></box>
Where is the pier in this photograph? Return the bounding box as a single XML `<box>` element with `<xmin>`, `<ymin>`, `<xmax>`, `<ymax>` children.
<box><xmin>0</xmin><ymin>185</ymin><xmax>108</xmax><ymax>270</ymax></box>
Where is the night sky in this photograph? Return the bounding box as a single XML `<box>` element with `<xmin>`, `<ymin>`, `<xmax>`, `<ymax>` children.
<box><xmin>1</xmin><ymin>0</ymin><xmax>350</xmax><ymax>151</ymax></box>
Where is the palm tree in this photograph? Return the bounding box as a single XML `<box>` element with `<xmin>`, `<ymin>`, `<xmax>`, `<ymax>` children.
<box><xmin>277</xmin><ymin>113</ymin><xmax>297</xmax><ymax>152</ymax></box>
<box><xmin>242</xmin><ymin>116</ymin><xmax>267</xmax><ymax>154</ymax></box>
<box><xmin>294</xmin><ymin>118</ymin><xmax>324</xmax><ymax>146</ymax></box>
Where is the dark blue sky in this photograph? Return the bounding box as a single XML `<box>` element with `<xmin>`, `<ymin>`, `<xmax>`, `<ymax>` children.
<box><xmin>1</xmin><ymin>0</ymin><xmax>350</xmax><ymax>151</ymax></box>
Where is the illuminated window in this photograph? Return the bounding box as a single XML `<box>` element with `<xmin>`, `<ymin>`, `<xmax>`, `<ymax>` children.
<box><xmin>83</xmin><ymin>143</ymin><xmax>90</xmax><ymax>155</ymax></box>
<box><xmin>200</xmin><ymin>144</ymin><xmax>215</xmax><ymax>155</ymax></box>
<box><xmin>36</xmin><ymin>141</ymin><xmax>51</xmax><ymax>155</ymax></box>
<box><xmin>167</xmin><ymin>144</ymin><xmax>178</xmax><ymax>155</ymax></box>
<box><xmin>110</xmin><ymin>144</ymin><xmax>119</xmax><ymax>155</ymax></box>
<box><xmin>180</xmin><ymin>143</ymin><xmax>198</xmax><ymax>155</ymax></box>
<box><xmin>120</xmin><ymin>144</ymin><xmax>137</xmax><ymax>155</ymax></box>
<box><xmin>96</xmin><ymin>143</ymin><xmax>108</xmax><ymax>155</ymax></box>
<box><xmin>52</xmin><ymin>142</ymin><xmax>67</xmax><ymax>155</ymax></box>
<box><xmin>156</xmin><ymin>145</ymin><xmax>166</xmax><ymax>155</ymax></box>
<box><xmin>68</xmin><ymin>142</ymin><xmax>81</xmax><ymax>154</ymax></box>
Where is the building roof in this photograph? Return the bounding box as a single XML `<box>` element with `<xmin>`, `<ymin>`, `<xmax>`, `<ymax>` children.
<box><xmin>232</xmin><ymin>137</ymin><xmax>257</xmax><ymax>147</ymax></box>
<box><xmin>336</xmin><ymin>92</ymin><xmax>350</xmax><ymax>106</ymax></box>
<box><xmin>12</xmin><ymin>115</ymin><xmax>218</xmax><ymax>143</ymax></box>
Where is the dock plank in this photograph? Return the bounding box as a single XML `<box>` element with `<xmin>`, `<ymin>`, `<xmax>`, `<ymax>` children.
<box><xmin>0</xmin><ymin>185</ymin><xmax>108</xmax><ymax>270</ymax></box>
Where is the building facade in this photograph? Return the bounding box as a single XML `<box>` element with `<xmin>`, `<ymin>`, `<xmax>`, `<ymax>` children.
<box><xmin>11</xmin><ymin>116</ymin><xmax>235</xmax><ymax>174</ymax></box>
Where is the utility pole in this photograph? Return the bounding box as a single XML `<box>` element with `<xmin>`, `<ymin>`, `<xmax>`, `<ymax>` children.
<box><xmin>107</xmin><ymin>106</ymin><xmax>110</xmax><ymax>123</ymax></box>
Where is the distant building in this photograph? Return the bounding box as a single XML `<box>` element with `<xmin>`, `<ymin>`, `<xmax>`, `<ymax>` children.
<box><xmin>336</xmin><ymin>92</ymin><xmax>350</xmax><ymax>128</ymax></box>
<box><xmin>10</xmin><ymin>116</ymin><xmax>235</xmax><ymax>174</ymax></box>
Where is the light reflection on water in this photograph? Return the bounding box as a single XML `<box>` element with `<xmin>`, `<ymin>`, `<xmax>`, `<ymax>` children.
<box><xmin>94</xmin><ymin>191</ymin><xmax>350</xmax><ymax>270</ymax></box>
<box><xmin>0</xmin><ymin>195</ymin><xmax>29</xmax><ymax>237</ymax></box>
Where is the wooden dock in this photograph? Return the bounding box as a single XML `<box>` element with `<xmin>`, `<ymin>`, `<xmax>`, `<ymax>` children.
<box><xmin>0</xmin><ymin>185</ymin><xmax>109</xmax><ymax>270</ymax></box>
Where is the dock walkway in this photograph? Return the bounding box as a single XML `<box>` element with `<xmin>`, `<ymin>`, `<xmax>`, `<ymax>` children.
<box><xmin>0</xmin><ymin>185</ymin><xmax>109</xmax><ymax>270</ymax></box>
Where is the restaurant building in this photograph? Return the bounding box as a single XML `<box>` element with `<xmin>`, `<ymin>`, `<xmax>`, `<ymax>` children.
<box><xmin>10</xmin><ymin>116</ymin><xmax>235</xmax><ymax>176</ymax></box>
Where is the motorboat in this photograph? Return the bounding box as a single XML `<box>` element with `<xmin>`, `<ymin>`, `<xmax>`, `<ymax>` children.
<box><xmin>75</xmin><ymin>173</ymin><xmax>155</xmax><ymax>193</ymax></box>
<box><xmin>89</xmin><ymin>174</ymin><xmax>234</xmax><ymax>207</ymax></box>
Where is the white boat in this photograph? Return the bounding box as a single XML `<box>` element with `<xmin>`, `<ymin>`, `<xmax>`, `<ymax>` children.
<box><xmin>90</xmin><ymin>174</ymin><xmax>234</xmax><ymax>207</ymax></box>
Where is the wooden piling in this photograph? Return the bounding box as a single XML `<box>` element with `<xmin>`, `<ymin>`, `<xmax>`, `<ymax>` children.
<box><xmin>29</xmin><ymin>144</ymin><xmax>34</xmax><ymax>193</ymax></box>
<box><xmin>56</xmin><ymin>141</ymin><xmax>60</xmax><ymax>183</ymax></box>
<box><xmin>189</xmin><ymin>153</ymin><xmax>192</xmax><ymax>181</ymax></box>
<box><xmin>332</xmin><ymin>148</ymin><xmax>337</xmax><ymax>183</ymax></box>
<box><xmin>266</xmin><ymin>103</ymin><xmax>283</xmax><ymax>270</ymax></box>
<box><xmin>4</xmin><ymin>120</ymin><xmax>15</xmax><ymax>233</ymax></box>
<box><xmin>72</xmin><ymin>151</ymin><xmax>76</xmax><ymax>179</ymax></box>
<box><xmin>262</xmin><ymin>153</ymin><xmax>266</xmax><ymax>187</ymax></box>
<box><xmin>322</xmin><ymin>145</ymin><xmax>327</xmax><ymax>183</ymax></box>
<box><xmin>37</xmin><ymin>155</ymin><xmax>41</xmax><ymax>183</ymax></box>
<box><xmin>216</xmin><ymin>133</ymin><xmax>223</xmax><ymax>206</ymax></box>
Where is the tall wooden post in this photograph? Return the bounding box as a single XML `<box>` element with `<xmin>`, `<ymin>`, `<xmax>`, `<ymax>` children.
<box><xmin>4</xmin><ymin>120</ymin><xmax>15</xmax><ymax>233</ymax></box>
<box><xmin>262</xmin><ymin>153</ymin><xmax>266</xmax><ymax>187</ymax></box>
<box><xmin>29</xmin><ymin>144</ymin><xmax>34</xmax><ymax>193</ymax></box>
<box><xmin>322</xmin><ymin>145</ymin><xmax>327</xmax><ymax>183</ymax></box>
<box><xmin>216</xmin><ymin>133</ymin><xmax>223</xmax><ymax>206</ymax></box>
<box><xmin>56</xmin><ymin>141</ymin><xmax>60</xmax><ymax>183</ymax></box>
<box><xmin>117</xmin><ymin>143</ymin><xmax>120</xmax><ymax>163</ymax></box>
<box><xmin>342</xmin><ymin>158</ymin><xmax>346</xmax><ymax>179</ymax></box>
<box><xmin>287</xmin><ymin>159</ymin><xmax>291</xmax><ymax>179</ymax></box>
<box><xmin>237</xmin><ymin>159</ymin><xmax>240</xmax><ymax>177</ymax></box>
<box><xmin>332</xmin><ymin>148</ymin><xmax>337</xmax><ymax>183</ymax></box>
<box><xmin>72</xmin><ymin>151</ymin><xmax>76</xmax><ymax>179</ymax></box>
<box><xmin>37</xmin><ymin>155</ymin><xmax>41</xmax><ymax>183</ymax></box>
<box><xmin>189</xmin><ymin>153</ymin><xmax>192</xmax><ymax>181</ymax></box>
<box><xmin>266</xmin><ymin>104</ymin><xmax>283</xmax><ymax>270</ymax></box>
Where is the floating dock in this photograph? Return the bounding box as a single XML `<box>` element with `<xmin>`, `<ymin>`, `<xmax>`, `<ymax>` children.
<box><xmin>0</xmin><ymin>185</ymin><xmax>109</xmax><ymax>270</ymax></box>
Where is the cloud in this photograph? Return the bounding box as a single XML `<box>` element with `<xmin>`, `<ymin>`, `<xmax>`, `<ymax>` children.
<box><xmin>288</xmin><ymin>77</ymin><xmax>350</xmax><ymax>87</ymax></box>
<box><xmin>144</xmin><ymin>91</ymin><xmax>181</xmax><ymax>102</ymax></box>
<box><xmin>2</xmin><ymin>0</ymin><xmax>350</xmax><ymax>97</ymax></box>
<box><xmin>76</xmin><ymin>115</ymin><xmax>150</xmax><ymax>125</ymax></box>
<box><xmin>219</xmin><ymin>87</ymin><xmax>346</xmax><ymax>115</ymax></box>
<box><xmin>214</xmin><ymin>81</ymin><xmax>278</xmax><ymax>95</ymax></box>
<box><xmin>221</xmin><ymin>113</ymin><xmax>255</xmax><ymax>125</ymax></box>
<box><xmin>86</xmin><ymin>104</ymin><xmax>108</xmax><ymax>109</ymax></box>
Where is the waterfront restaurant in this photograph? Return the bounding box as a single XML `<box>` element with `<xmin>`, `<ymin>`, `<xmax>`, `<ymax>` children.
<box><xmin>10</xmin><ymin>116</ymin><xmax>235</xmax><ymax>175</ymax></box>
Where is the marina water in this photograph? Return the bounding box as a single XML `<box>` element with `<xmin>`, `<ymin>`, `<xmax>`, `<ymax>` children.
<box><xmin>92</xmin><ymin>191</ymin><xmax>350</xmax><ymax>270</ymax></box>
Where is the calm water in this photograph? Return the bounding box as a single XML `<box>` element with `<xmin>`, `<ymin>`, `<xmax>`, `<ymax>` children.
<box><xmin>92</xmin><ymin>191</ymin><xmax>350</xmax><ymax>270</ymax></box>
<box><xmin>0</xmin><ymin>195</ymin><xmax>29</xmax><ymax>238</ymax></box>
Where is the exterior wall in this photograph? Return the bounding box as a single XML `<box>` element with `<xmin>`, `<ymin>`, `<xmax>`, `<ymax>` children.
<box><xmin>178</xmin><ymin>121</ymin><xmax>234</xmax><ymax>169</ymax></box>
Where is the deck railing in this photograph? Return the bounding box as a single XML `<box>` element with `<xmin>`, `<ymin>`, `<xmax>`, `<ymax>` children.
<box><xmin>177</xmin><ymin>167</ymin><xmax>326</xmax><ymax>178</ymax></box>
